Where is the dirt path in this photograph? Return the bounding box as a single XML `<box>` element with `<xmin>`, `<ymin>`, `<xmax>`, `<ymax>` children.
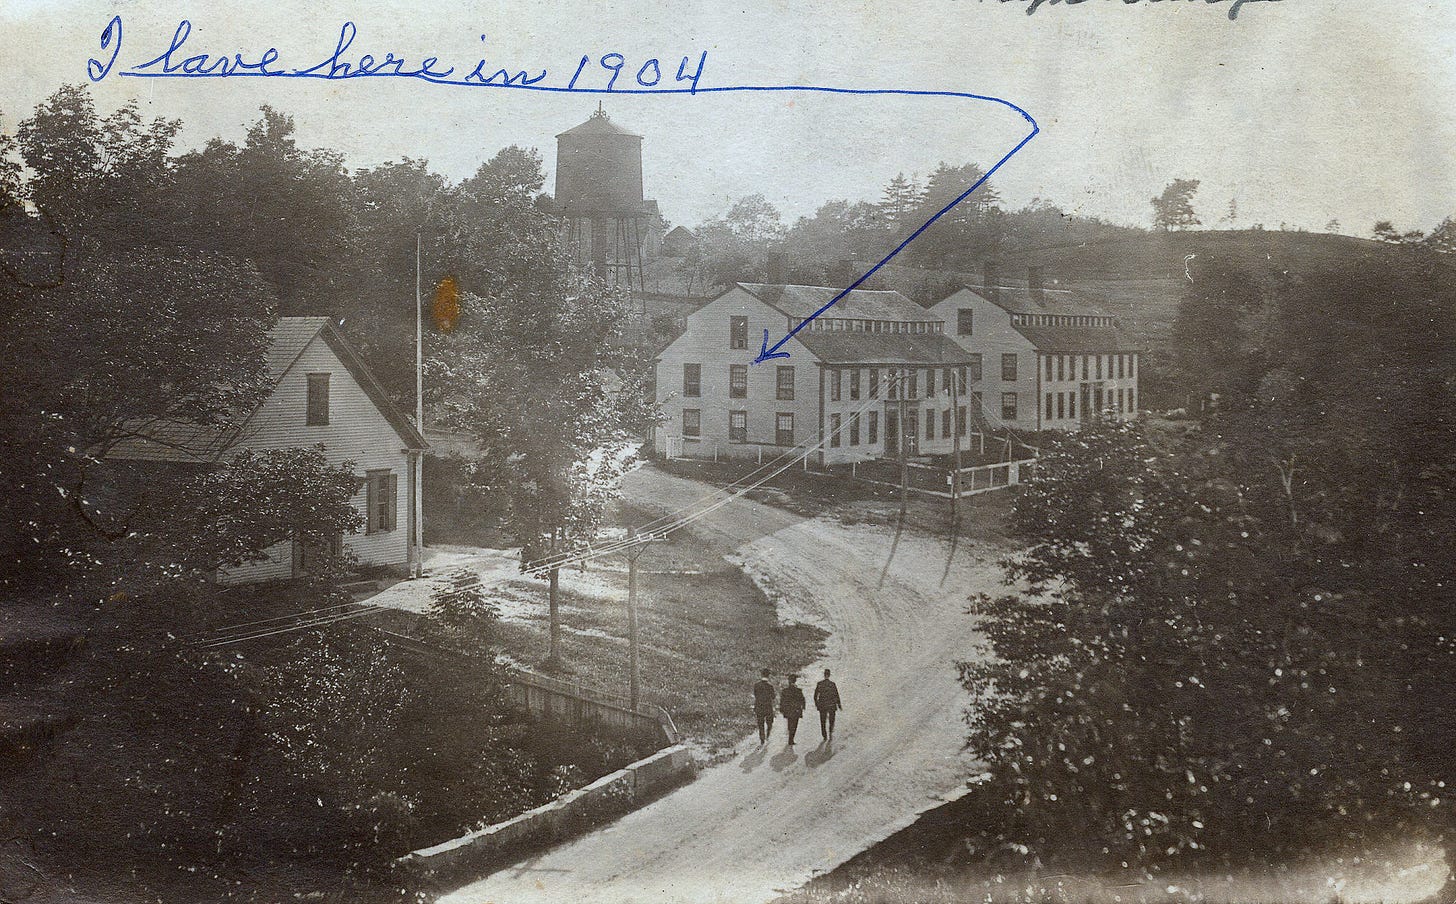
<box><xmin>437</xmin><ymin>467</ymin><xmax>1007</xmax><ymax>904</ymax></box>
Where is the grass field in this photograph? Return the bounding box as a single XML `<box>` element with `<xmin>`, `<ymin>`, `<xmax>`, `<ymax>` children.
<box><xmin>489</xmin><ymin>504</ymin><xmax>828</xmax><ymax>755</ymax></box>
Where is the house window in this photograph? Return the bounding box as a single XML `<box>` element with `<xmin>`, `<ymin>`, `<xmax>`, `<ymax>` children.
<box><xmin>969</xmin><ymin>354</ymin><xmax>983</xmax><ymax>382</ymax></box>
<box><xmin>1096</xmin><ymin>355</ymin><xmax>1103</xmax><ymax>380</ymax></box>
<box><xmin>683</xmin><ymin>363</ymin><xmax>701</xmax><ymax>397</ymax></box>
<box><xmin>868</xmin><ymin>410</ymin><xmax>879</xmax><ymax>444</ymax></box>
<box><xmin>1058</xmin><ymin>355</ymin><xmax>1066</xmax><ymax>382</ymax></box>
<box><xmin>942</xmin><ymin>368</ymin><xmax>953</xmax><ymax>396</ymax></box>
<box><xmin>306</xmin><ymin>373</ymin><xmax>330</xmax><ymax>426</ymax></box>
<box><xmin>1117</xmin><ymin>354</ymin><xmax>1126</xmax><ymax>379</ymax></box>
<box><xmin>1001</xmin><ymin>354</ymin><xmax>1018</xmax><ymax>382</ymax></box>
<box><xmin>850</xmin><ymin>413</ymin><xmax>861</xmax><ymax>446</ymax></box>
<box><xmin>925</xmin><ymin>369</ymin><xmax>935</xmax><ymax>397</ymax></box>
<box><xmin>830</xmin><ymin>368</ymin><xmax>842</xmax><ymax>402</ymax></box>
<box><xmin>869</xmin><ymin>368</ymin><xmax>879</xmax><ymax>399</ymax></box>
<box><xmin>942</xmin><ymin>408</ymin><xmax>951</xmax><ymax>437</ymax></box>
<box><xmin>365</xmin><ymin>470</ymin><xmax>397</xmax><ymax>534</ymax></box>
<box><xmin>683</xmin><ymin>408</ymin><xmax>701</xmax><ymax>437</ymax></box>
<box><xmin>1082</xmin><ymin>355</ymin><xmax>1090</xmax><ymax>380</ymax></box>
<box><xmin>730</xmin><ymin>316</ymin><xmax>748</xmax><ymax>349</ymax></box>
<box><xmin>925</xmin><ymin>409</ymin><xmax>934</xmax><ymax>439</ymax></box>
<box><xmin>730</xmin><ymin>364</ymin><xmax>748</xmax><ymax>399</ymax></box>
<box><xmin>776</xmin><ymin>366</ymin><xmax>795</xmax><ymax>400</ymax></box>
<box><xmin>850</xmin><ymin>369</ymin><xmax>861</xmax><ymax>400</ymax></box>
<box><xmin>830</xmin><ymin>414</ymin><xmax>842</xmax><ymax>448</ymax></box>
<box><xmin>1046</xmin><ymin>393</ymin><xmax>1054</xmax><ymax>420</ymax></box>
<box><xmin>776</xmin><ymin>412</ymin><xmax>794</xmax><ymax>446</ymax></box>
<box><xmin>1068</xmin><ymin>392</ymin><xmax>1077</xmax><ymax>420</ymax></box>
<box><xmin>908</xmin><ymin>370</ymin><xmax>918</xmax><ymax>398</ymax></box>
<box><xmin>957</xmin><ymin>367</ymin><xmax>967</xmax><ymax>394</ymax></box>
<box><xmin>1045</xmin><ymin>356</ymin><xmax>1054</xmax><ymax>381</ymax></box>
<box><xmin>957</xmin><ymin>309</ymin><xmax>973</xmax><ymax>335</ymax></box>
<box><xmin>972</xmin><ymin>391</ymin><xmax>984</xmax><ymax>420</ymax></box>
<box><xmin>1001</xmin><ymin>392</ymin><xmax>1018</xmax><ymax>421</ymax></box>
<box><xmin>1057</xmin><ymin>392</ymin><xmax>1065</xmax><ymax>420</ymax></box>
<box><xmin>729</xmin><ymin>410</ymin><xmax>747</xmax><ymax>443</ymax></box>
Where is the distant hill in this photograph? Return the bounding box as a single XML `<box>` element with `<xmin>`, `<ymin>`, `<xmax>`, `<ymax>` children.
<box><xmin>882</xmin><ymin>229</ymin><xmax>1456</xmax><ymax>350</ymax></box>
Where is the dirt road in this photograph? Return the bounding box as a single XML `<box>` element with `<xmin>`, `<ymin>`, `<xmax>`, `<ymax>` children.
<box><xmin>437</xmin><ymin>467</ymin><xmax>1007</xmax><ymax>904</ymax></box>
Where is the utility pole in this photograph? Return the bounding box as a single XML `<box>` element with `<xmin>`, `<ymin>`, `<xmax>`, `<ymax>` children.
<box><xmin>412</xmin><ymin>231</ymin><xmax>425</xmax><ymax>579</ymax></box>
<box><xmin>624</xmin><ymin>527</ymin><xmax>661</xmax><ymax>711</ymax></box>
<box><xmin>626</xmin><ymin>530</ymin><xmax>642</xmax><ymax>710</ymax></box>
<box><xmin>898</xmin><ymin>369</ymin><xmax>908</xmax><ymax>521</ymax></box>
<box><xmin>950</xmin><ymin>367</ymin><xmax>962</xmax><ymax>530</ymax></box>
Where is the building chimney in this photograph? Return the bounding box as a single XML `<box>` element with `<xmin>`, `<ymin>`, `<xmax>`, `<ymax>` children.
<box><xmin>983</xmin><ymin>260</ymin><xmax>999</xmax><ymax>302</ymax></box>
<box><xmin>765</xmin><ymin>252</ymin><xmax>787</xmax><ymax>285</ymax></box>
<box><xmin>1028</xmin><ymin>266</ymin><xmax>1044</xmax><ymax>302</ymax></box>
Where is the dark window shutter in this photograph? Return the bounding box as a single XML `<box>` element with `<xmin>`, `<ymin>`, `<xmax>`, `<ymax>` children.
<box><xmin>366</xmin><ymin>474</ymin><xmax>380</xmax><ymax>534</ymax></box>
<box><xmin>385</xmin><ymin>473</ymin><xmax>398</xmax><ymax>531</ymax></box>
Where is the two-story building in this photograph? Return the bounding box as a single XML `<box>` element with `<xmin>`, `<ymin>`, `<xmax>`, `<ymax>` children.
<box><xmin>927</xmin><ymin>273</ymin><xmax>1142</xmax><ymax>433</ymax></box>
<box><xmin>109</xmin><ymin>317</ymin><xmax>427</xmax><ymax>584</ymax></box>
<box><xmin>654</xmin><ymin>283</ymin><xmax>978</xmax><ymax>465</ymax></box>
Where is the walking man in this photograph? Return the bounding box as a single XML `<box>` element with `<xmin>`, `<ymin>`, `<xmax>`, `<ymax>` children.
<box><xmin>779</xmin><ymin>674</ymin><xmax>806</xmax><ymax>745</ymax></box>
<box><xmin>814</xmin><ymin>668</ymin><xmax>843</xmax><ymax>741</ymax></box>
<box><xmin>753</xmin><ymin>668</ymin><xmax>776</xmax><ymax>743</ymax></box>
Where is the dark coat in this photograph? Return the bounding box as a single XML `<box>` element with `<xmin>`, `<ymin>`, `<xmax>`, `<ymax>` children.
<box><xmin>779</xmin><ymin>684</ymin><xmax>806</xmax><ymax>717</ymax></box>
<box><xmin>753</xmin><ymin>679</ymin><xmax>776</xmax><ymax>714</ymax></box>
<box><xmin>814</xmin><ymin>678</ymin><xmax>842</xmax><ymax>711</ymax></box>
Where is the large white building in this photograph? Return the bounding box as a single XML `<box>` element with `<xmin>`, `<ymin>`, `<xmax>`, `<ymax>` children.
<box><xmin>654</xmin><ymin>283</ymin><xmax>979</xmax><ymax>466</ymax></box>
<box><xmin>926</xmin><ymin>274</ymin><xmax>1142</xmax><ymax>433</ymax></box>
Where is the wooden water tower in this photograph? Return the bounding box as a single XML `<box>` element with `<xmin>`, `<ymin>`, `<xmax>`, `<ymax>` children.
<box><xmin>554</xmin><ymin>106</ymin><xmax>649</xmax><ymax>291</ymax></box>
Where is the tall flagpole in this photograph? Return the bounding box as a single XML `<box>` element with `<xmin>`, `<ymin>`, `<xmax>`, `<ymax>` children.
<box><xmin>413</xmin><ymin>231</ymin><xmax>425</xmax><ymax>578</ymax></box>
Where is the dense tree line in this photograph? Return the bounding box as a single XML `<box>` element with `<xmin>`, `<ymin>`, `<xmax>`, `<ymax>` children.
<box><xmin>0</xmin><ymin>83</ymin><xmax>648</xmax><ymax>900</ymax></box>
<box><xmin>960</xmin><ymin>247</ymin><xmax>1456</xmax><ymax>892</ymax></box>
<box><xmin>682</xmin><ymin>166</ymin><xmax>1144</xmax><ymax>295</ymax></box>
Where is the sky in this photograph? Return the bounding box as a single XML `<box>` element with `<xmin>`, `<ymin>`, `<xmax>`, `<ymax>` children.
<box><xmin>1</xmin><ymin>0</ymin><xmax>1453</xmax><ymax>235</ymax></box>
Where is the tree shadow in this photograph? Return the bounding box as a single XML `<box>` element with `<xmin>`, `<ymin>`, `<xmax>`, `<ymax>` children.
<box><xmin>769</xmin><ymin>745</ymin><xmax>799</xmax><ymax>772</ymax></box>
<box><xmin>805</xmin><ymin>739</ymin><xmax>835</xmax><ymax>768</ymax></box>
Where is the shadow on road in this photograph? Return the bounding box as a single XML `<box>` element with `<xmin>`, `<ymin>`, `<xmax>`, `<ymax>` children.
<box><xmin>876</xmin><ymin>514</ymin><xmax>907</xmax><ymax>590</ymax></box>
<box><xmin>740</xmin><ymin>745</ymin><xmax>768</xmax><ymax>772</ymax></box>
<box><xmin>769</xmin><ymin>746</ymin><xmax>800</xmax><ymax>772</ymax></box>
<box><xmin>805</xmin><ymin>740</ymin><xmax>835</xmax><ymax>768</ymax></box>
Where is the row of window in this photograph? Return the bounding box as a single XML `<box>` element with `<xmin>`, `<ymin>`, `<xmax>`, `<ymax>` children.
<box><xmin>1042</xmin><ymin>386</ymin><xmax>1137</xmax><ymax>420</ymax></box>
<box><xmin>683</xmin><ymin>409</ymin><xmax>798</xmax><ymax>446</ymax></box>
<box><xmin>682</xmin><ymin>353</ymin><xmax>1138</xmax><ymax>405</ymax></box>
<box><xmin>788</xmin><ymin>317</ymin><xmax>944</xmax><ymax>335</ymax></box>
<box><xmin>1012</xmin><ymin>313</ymin><xmax>1115</xmax><ymax>328</ymax></box>
<box><xmin>1043</xmin><ymin>353</ymin><xmax>1137</xmax><ymax>383</ymax></box>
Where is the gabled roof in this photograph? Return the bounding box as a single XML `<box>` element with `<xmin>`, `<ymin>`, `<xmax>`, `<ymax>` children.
<box><xmin>958</xmin><ymin>285</ymin><xmax>1112</xmax><ymax>319</ymax></box>
<box><xmin>794</xmin><ymin>332</ymin><xmax>973</xmax><ymax>366</ymax></box>
<box><xmin>1011</xmin><ymin>324</ymin><xmax>1142</xmax><ymax>353</ymax></box>
<box><xmin>736</xmin><ymin>283</ymin><xmax>934</xmax><ymax>323</ymax></box>
<box><xmin>109</xmin><ymin>317</ymin><xmax>425</xmax><ymax>463</ymax></box>
<box><xmin>664</xmin><ymin>225</ymin><xmax>696</xmax><ymax>241</ymax></box>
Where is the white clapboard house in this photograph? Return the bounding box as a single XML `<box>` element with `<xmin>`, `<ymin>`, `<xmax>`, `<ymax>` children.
<box><xmin>109</xmin><ymin>316</ymin><xmax>426</xmax><ymax>584</ymax></box>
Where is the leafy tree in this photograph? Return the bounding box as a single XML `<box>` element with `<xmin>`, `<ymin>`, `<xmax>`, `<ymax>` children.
<box><xmin>904</xmin><ymin>162</ymin><xmax>1002</xmax><ymax>268</ymax></box>
<box><xmin>781</xmin><ymin>199</ymin><xmax>889</xmax><ymax>279</ymax></box>
<box><xmin>1424</xmin><ymin>216</ymin><xmax>1456</xmax><ymax>254</ymax></box>
<box><xmin>1151</xmin><ymin>178</ymin><xmax>1201</xmax><ymax>230</ymax></box>
<box><xmin>432</xmin><ymin>217</ymin><xmax>651</xmax><ymax>668</ymax></box>
<box><xmin>963</xmin><ymin>251</ymin><xmax>1456</xmax><ymax>881</ymax></box>
<box><xmin>0</xmin><ymin>241</ymin><xmax>276</xmax><ymax>583</ymax></box>
<box><xmin>15</xmin><ymin>85</ymin><xmax>181</xmax><ymax>237</ymax></box>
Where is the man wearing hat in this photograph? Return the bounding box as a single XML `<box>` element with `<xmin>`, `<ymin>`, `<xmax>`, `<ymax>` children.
<box><xmin>779</xmin><ymin>674</ymin><xmax>807</xmax><ymax>746</ymax></box>
<box><xmin>814</xmin><ymin>668</ymin><xmax>843</xmax><ymax>741</ymax></box>
<box><xmin>752</xmin><ymin>668</ymin><xmax>776</xmax><ymax>743</ymax></box>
